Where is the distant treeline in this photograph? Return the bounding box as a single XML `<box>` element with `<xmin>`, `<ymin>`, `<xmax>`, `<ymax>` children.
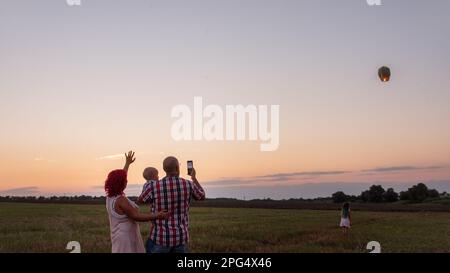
<box><xmin>0</xmin><ymin>183</ymin><xmax>448</xmax><ymax>205</ymax></box>
<box><xmin>331</xmin><ymin>183</ymin><xmax>449</xmax><ymax>203</ymax></box>
<box><xmin>0</xmin><ymin>195</ymin><xmax>108</xmax><ymax>204</ymax></box>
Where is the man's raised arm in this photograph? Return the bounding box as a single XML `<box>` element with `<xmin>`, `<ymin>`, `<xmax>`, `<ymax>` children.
<box><xmin>190</xmin><ymin>168</ymin><xmax>206</xmax><ymax>201</ymax></box>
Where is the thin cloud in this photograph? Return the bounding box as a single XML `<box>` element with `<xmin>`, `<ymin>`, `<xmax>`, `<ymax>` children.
<box><xmin>206</xmin><ymin>170</ymin><xmax>350</xmax><ymax>187</ymax></box>
<box><xmin>96</xmin><ymin>151</ymin><xmax>166</xmax><ymax>161</ymax></box>
<box><xmin>95</xmin><ymin>154</ymin><xmax>124</xmax><ymax>161</ymax></box>
<box><xmin>205</xmin><ymin>179</ymin><xmax>261</xmax><ymax>187</ymax></box>
<box><xmin>361</xmin><ymin>165</ymin><xmax>445</xmax><ymax>174</ymax></box>
<box><xmin>256</xmin><ymin>171</ymin><xmax>350</xmax><ymax>179</ymax></box>
<box><xmin>34</xmin><ymin>157</ymin><xmax>56</xmax><ymax>162</ymax></box>
<box><xmin>0</xmin><ymin>186</ymin><xmax>40</xmax><ymax>196</ymax></box>
<box><xmin>91</xmin><ymin>183</ymin><xmax>144</xmax><ymax>190</ymax></box>
<box><xmin>206</xmin><ymin>177</ymin><xmax>330</xmax><ymax>188</ymax></box>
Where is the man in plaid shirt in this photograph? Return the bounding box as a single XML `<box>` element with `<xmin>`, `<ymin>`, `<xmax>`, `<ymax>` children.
<box><xmin>139</xmin><ymin>156</ymin><xmax>205</xmax><ymax>253</ymax></box>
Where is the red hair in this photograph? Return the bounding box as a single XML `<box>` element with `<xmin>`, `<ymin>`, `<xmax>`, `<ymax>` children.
<box><xmin>104</xmin><ymin>169</ymin><xmax>128</xmax><ymax>197</ymax></box>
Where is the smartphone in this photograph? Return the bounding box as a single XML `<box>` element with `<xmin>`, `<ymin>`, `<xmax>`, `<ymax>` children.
<box><xmin>187</xmin><ymin>160</ymin><xmax>193</xmax><ymax>175</ymax></box>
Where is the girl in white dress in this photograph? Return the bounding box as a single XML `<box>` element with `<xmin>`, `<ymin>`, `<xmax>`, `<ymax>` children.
<box><xmin>339</xmin><ymin>202</ymin><xmax>351</xmax><ymax>234</ymax></box>
<box><xmin>105</xmin><ymin>151</ymin><xmax>169</xmax><ymax>253</ymax></box>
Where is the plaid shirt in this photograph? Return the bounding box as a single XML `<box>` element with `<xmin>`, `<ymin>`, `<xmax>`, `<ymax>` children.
<box><xmin>138</xmin><ymin>176</ymin><xmax>205</xmax><ymax>247</ymax></box>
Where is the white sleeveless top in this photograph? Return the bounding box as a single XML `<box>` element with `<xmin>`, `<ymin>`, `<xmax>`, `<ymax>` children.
<box><xmin>106</xmin><ymin>196</ymin><xmax>145</xmax><ymax>253</ymax></box>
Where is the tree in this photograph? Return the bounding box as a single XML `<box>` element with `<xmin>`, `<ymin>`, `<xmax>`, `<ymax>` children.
<box><xmin>408</xmin><ymin>183</ymin><xmax>429</xmax><ymax>202</ymax></box>
<box><xmin>347</xmin><ymin>195</ymin><xmax>359</xmax><ymax>202</ymax></box>
<box><xmin>428</xmin><ymin>189</ymin><xmax>440</xmax><ymax>199</ymax></box>
<box><xmin>360</xmin><ymin>190</ymin><xmax>370</xmax><ymax>202</ymax></box>
<box><xmin>332</xmin><ymin>191</ymin><xmax>348</xmax><ymax>203</ymax></box>
<box><xmin>383</xmin><ymin>188</ymin><xmax>399</xmax><ymax>202</ymax></box>
<box><xmin>399</xmin><ymin>191</ymin><xmax>410</xmax><ymax>201</ymax></box>
<box><xmin>365</xmin><ymin>185</ymin><xmax>385</xmax><ymax>203</ymax></box>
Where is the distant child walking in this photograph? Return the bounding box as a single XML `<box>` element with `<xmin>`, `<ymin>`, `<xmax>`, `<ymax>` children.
<box><xmin>340</xmin><ymin>202</ymin><xmax>351</xmax><ymax>234</ymax></box>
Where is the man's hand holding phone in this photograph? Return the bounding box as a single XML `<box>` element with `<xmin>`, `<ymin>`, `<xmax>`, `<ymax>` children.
<box><xmin>187</xmin><ymin>160</ymin><xmax>195</xmax><ymax>177</ymax></box>
<box><xmin>186</xmin><ymin>160</ymin><xmax>205</xmax><ymax>201</ymax></box>
<box><xmin>189</xmin><ymin>167</ymin><xmax>196</xmax><ymax>179</ymax></box>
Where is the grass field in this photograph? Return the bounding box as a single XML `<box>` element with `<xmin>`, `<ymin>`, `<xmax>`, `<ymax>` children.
<box><xmin>1</xmin><ymin>202</ymin><xmax>449</xmax><ymax>253</ymax></box>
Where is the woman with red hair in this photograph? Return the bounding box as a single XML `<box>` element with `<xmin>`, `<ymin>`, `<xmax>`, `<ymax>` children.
<box><xmin>105</xmin><ymin>151</ymin><xmax>169</xmax><ymax>253</ymax></box>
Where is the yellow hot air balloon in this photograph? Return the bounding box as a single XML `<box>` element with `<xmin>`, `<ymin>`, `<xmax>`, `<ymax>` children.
<box><xmin>378</xmin><ymin>66</ymin><xmax>391</xmax><ymax>82</ymax></box>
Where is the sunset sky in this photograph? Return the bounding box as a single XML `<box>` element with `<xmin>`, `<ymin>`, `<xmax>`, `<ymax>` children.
<box><xmin>1</xmin><ymin>0</ymin><xmax>450</xmax><ymax>199</ymax></box>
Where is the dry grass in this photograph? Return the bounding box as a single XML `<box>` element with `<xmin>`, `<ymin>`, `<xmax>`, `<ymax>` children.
<box><xmin>1</xmin><ymin>203</ymin><xmax>449</xmax><ymax>253</ymax></box>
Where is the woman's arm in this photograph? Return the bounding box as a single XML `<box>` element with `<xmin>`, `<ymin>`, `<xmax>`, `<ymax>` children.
<box><xmin>116</xmin><ymin>196</ymin><xmax>169</xmax><ymax>222</ymax></box>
